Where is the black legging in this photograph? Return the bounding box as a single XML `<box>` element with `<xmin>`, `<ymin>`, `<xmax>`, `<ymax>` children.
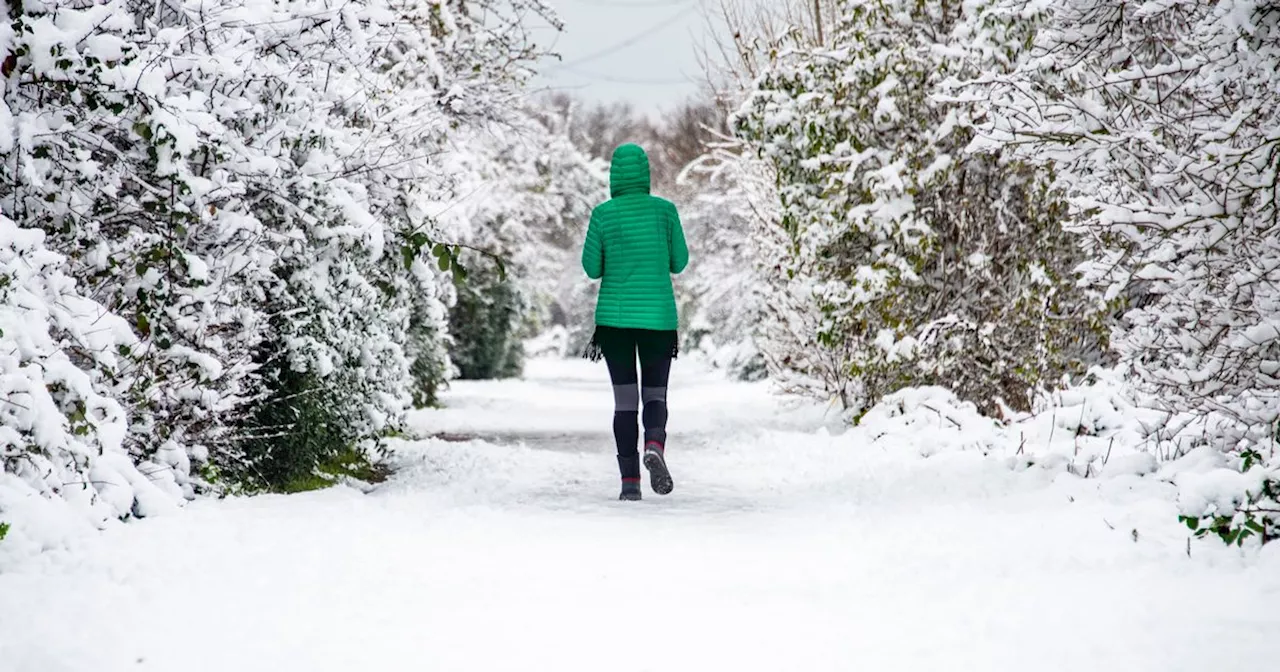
<box><xmin>601</xmin><ymin>334</ymin><xmax>673</xmax><ymax>481</ymax></box>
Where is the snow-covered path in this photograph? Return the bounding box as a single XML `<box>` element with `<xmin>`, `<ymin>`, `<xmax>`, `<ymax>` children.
<box><xmin>2</xmin><ymin>359</ymin><xmax>1277</xmax><ymax>671</ymax></box>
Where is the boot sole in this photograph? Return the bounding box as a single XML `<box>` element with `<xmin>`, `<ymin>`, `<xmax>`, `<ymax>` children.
<box><xmin>643</xmin><ymin>451</ymin><xmax>674</xmax><ymax>495</ymax></box>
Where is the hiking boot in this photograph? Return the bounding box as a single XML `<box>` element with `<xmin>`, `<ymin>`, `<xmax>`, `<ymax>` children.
<box><xmin>643</xmin><ymin>441</ymin><xmax>673</xmax><ymax>495</ymax></box>
<box><xmin>619</xmin><ymin>479</ymin><xmax>642</xmax><ymax>501</ymax></box>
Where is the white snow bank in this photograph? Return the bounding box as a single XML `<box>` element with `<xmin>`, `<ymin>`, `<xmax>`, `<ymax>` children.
<box><xmin>842</xmin><ymin>368</ymin><xmax>1276</xmax><ymax>541</ymax></box>
<box><xmin>845</xmin><ymin>370</ymin><xmax>1158</xmax><ymax>478</ymax></box>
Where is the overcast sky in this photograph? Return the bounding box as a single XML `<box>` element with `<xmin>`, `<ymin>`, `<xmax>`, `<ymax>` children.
<box><xmin>530</xmin><ymin>0</ymin><xmax>718</xmax><ymax>113</ymax></box>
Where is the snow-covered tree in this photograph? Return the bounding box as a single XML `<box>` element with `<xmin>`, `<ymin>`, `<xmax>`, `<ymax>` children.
<box><xmin>733</xmin><ymin>0</ymin><xmax>1105</xmax><ymax>416</ymax></box>
<box><xmin>965</xmin><ymin>0</ymin><xmax>1280</xmax><ymax>542</ymax></box>
<box><xmin>678</xmin><ymin>133</ymin><xmax>771</xmax><ymax>380</ymax></box>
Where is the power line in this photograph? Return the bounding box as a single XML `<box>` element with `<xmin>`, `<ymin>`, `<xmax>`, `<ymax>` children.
<box><xmin>567</xmin><ymin>0</ymin><xmax>694</xmax><ymax>7</ymax></box>
<box><xmin>547</xmin><ymin>4</ymin><xmax>700</xmax><ymax>71</ymax></box>
<box><xmin>561</xmin><ymin>65</ymin><xmax>696</xmax><ymax>86</ymax></box>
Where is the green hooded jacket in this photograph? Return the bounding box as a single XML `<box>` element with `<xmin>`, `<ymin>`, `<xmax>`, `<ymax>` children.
<box><xmin>582</xmin><ymin>144</ymin><xmax>689</xmax><ymax>331</ymax></box>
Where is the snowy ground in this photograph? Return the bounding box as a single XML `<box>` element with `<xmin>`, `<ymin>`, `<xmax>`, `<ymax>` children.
<box><xmin>1</xmin><ymin>358</ymin><xmax>1277</xmax><ymax>671</ymax></box>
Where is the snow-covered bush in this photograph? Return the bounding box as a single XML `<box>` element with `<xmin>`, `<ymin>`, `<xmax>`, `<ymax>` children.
<box><xmin>3</xmin><ymin>0</ymin><xmax>277</xmax><ymax>494</ymax></box>
<box><xmin>1</xmin><ymin>213</ymin><xmax>182</xmax><ymax>539</ymax></box>
<box><xmin>2</xmin><ymin>0</ymin><xmax>559</xmax><ymax>511</ymax></box>
<box><xmin>407</xmin><ymin>275</ymin><xmax>455</xmax><ymax>409</ymax></box>
<box><xmin>1177</xmin><ymin>447</ymin><xmax>1279</xmax><ymax>547</ymax></box>
<box><xmin>449</xmin><ymin>265</ymin><xmax>526</xmax><ymax>380</ymax></box>
<box><xmin>733</xmin><ymin>0</ymin><xmax>1105</xmax><ymax>416</ymax></box>
<box><xmin>964</xmin><ymin>0</ymin><xmax>1280</xmax><ymax>543</ymax></box>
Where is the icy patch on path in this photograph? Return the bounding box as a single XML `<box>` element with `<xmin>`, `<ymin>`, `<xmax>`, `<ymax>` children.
<box><xmin>1</xmin><ymin>358</ymin><xmax>1277</xmax><ymax>671</ymax></box>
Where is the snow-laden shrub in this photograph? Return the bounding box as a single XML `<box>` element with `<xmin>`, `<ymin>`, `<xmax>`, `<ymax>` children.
<box><xmin>1175</xmin><ymin>446</ymin><xmax>1279</xmax><ymax>547</ymax></box>
<box><xmin>1</xmin><ymin>214</ymin><xmax>183</xmax><ymax>548</ymax></box>
<box><xmin>733</xmin><ymin>0</ymin><xmax>1106</xmax><ymax>416</ymax></box>
<box><xmin>449</xmin><ymin>265</ymin><xmax>526</xmax><ymax>380</ymax></box>
<box><xmin>964</xmin><ymin>0</ymin><xmax>1280</xmax><ymax>544</ymax></box>
<box><xmin>3</xmin><ymin>0</ymin><xmax>280</xmax><ymax>494</ymax></box>
<box><xmin>407</xmin><ymin>275</ymin><xmax>455</xmax><ymax>409</ymax></box>
<box><xmin>2</xmin><ymin>0</ymin><xmax>560</xmax><ymax>507</ymax></box>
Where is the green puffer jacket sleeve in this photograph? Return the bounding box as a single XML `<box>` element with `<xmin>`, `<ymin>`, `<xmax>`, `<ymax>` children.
<box><xmin>669</xmin><ymin>206</ymin><xmax>689</xmax><ymax>274</ymax></box>
<box><xmin>582</xmin><ymin>209</ymin><xmax>604</xmax><ymax>280</ymax></box>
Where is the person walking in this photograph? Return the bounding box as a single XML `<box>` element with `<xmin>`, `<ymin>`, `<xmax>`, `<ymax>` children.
<box><xmin>582</xmin><ymin>143</ymin><xmax>689</xmax><ymax>501</ymax></box>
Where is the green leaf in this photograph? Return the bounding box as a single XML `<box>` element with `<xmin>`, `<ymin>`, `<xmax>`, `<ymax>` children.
<box><xmin>437</xmin><ymin>254</ymin><xmax>450</xmax><ymax>272</ymax></box>
<box><xmin>137</xmin><ymin>313</ymin><xmax>150</xmax><ymax>336</ymax></box>
<box><xmin>432</xmin><ymin>243</ymin><xmax>447</xmax><ymax>258</ymax></box>
<box><xmin>1179</xmin><ymin>515</ymin><xmax>1200</xmax><ymax>531</ymax></box>
<box><xmin>494</xmin><ymin>256</ymin><xmax>507</xmax><ymax>282</ymax></box>
<box><xmin>1245</xmin><ymin>520</ymin><xmax>1266</xmax><ymax>535</ymax></box>
<box><xmin>133</xmin><ymin>122</ymin><xmax>152</xmax><ymax>141</ymax></box>
<box><xmin>401</xmin><ymin>246</ymin><xmax>414</xmax><ymax>270</ymax></box>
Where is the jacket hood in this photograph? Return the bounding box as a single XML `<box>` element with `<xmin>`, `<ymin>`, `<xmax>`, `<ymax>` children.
<box><xmin>609</xmin><ymin>143</ymin><xmax>651</xmax><ymax>197</ymax></box>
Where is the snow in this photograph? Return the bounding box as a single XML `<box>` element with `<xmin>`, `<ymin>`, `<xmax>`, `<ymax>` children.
<box><xmin>406</xmin><ymin>357</ymin><xmax>833</xmax><ymax>439</ymax></box>
<box><xmin>2</xmin><ymin>357</ymin><xmax>1277</xmax><ymax>671</ymax></box>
